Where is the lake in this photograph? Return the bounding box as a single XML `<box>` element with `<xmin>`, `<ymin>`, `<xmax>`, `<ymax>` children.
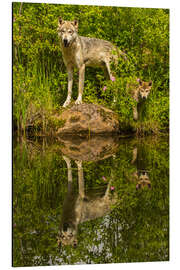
<box><xmin>13</xmin><ymin>134</ymin><xmax>169</xmax><ymax>266</ymax></box>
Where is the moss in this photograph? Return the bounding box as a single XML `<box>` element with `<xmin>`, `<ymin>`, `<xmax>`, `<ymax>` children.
<box><xmin>98</xmin><ymin>108</ymin><xmax>113</xmax><ymax>122</ymax></box>
<box><xmin>69</xmin><ymin>115</ymin><xmax>80</xmax><ymax>123</ymax></box>
<box><xmin>84</xmin><ymin>113</ymin><xmax>91</xmax><ymax>120</ymax></box>
<box><xmin>48</xmin><ymin>117</ymin><xmax>66</xmax><ymax>129</ymax></box>
<box><xmin>69</xmin><ymin>146</ymin><xmax>80</xmax><ymax>152</ymax></box>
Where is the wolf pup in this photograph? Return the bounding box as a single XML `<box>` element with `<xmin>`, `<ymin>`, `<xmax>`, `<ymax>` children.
<box><xmin>57</xmin><ymin>17</ymin><xmax>125</xmax><ymax>107</ymax></box>
<box><xmin>128</xmin><ymin>79</ymin><xmax>152</xmax><ymax>120</ymax></box>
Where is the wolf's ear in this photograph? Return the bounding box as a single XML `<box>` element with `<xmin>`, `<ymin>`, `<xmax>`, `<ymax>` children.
<box><xmin>72</xmin><ymin>19</ymin><xmax>78</xmax><ymax>30</ymax></box>
<box><xmin>149</xmin><ymin>80</ymin><xmax>152</xmax><ymax>86</ymax></box>
<box><xmin>58</xmin><ymin>17</ymin><xmax>64</xmax><ymax>26</ymax></box>
<box><xmin>138</xmin><ymin>79</ymin><xmax>143</xmax><ymax>86</ymax></box>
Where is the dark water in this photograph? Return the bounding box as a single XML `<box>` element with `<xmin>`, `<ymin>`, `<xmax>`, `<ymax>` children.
<box><xmin>13</xmin><ymin>135</ymin><xmax>169</xmax><ymax>266</ymax></box>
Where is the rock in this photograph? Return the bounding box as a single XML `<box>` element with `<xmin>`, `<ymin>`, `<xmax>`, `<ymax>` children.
<box><xmin>57</xmin><ymin>103</ymin><xmax>119</xmax><ymax>135</ymax></box>
<box><xmin>58</xmin><ymin>135</ymin><xmax>119</xmax><ymax>161</ymax></box>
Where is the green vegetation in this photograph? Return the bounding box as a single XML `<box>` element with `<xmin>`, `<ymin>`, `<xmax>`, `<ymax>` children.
<box><xmin>13</xmin><ymin>3</ymin><xmax>169</xmax><ymax>135</ymax></box>
<box><xmin>13</xmin><ymin>136</ymin><xmax>169</xmax><ymax>266</ymax></box>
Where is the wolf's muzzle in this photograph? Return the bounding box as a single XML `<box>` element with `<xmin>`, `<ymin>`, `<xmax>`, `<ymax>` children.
<box><xmin>63</xmin><ymin>39</ymin><xmax>69</xmax><ymax>47</ymax></box>
<box><xmin>63</xmin><ymin>223</ymin><xmax>69</xmax><ymax>231</ymax></box>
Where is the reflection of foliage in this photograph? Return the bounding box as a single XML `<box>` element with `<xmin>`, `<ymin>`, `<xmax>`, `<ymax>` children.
<box><xmin>13</xmin><ymin>136</ymin><xmax>169</xmax><ymax>266</ymax></box>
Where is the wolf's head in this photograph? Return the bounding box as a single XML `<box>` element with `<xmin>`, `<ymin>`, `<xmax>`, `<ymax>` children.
<box><xmin>138</xmin><ymin>79</ymin><xmax>152</xmax><ymax>100</ymax></box>
<box><xmin>57</xmin><ymin>17</ymin><xmax>78</xmax><ymax>47</ymax></box>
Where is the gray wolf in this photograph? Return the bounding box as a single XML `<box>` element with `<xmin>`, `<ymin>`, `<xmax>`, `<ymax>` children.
<box><xmin>57</xmin><ymin>17</ymin><xmax>125</xmax><ymax>107</ymax></box>
<box><xmin>57</xmin><ymin>156</ymin><xmax>116</xmax><ymax>247</ymax></box>
<box><xmin>128</xmin><ymin>79</ymin><xmax>152</xmax><ymax>120</ymax></box>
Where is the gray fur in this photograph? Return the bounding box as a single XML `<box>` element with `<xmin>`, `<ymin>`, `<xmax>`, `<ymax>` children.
<box><xmin>57</xmin><ymin>18</ymin><xmax>123</xmax><ymax>107</ymax></box>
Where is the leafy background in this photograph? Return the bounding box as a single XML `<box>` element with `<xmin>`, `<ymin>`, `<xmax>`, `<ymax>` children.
<box><xmin>13</xmin><ymin>3</ymin><xmax>169</xmax><ymax>135</ymax></box>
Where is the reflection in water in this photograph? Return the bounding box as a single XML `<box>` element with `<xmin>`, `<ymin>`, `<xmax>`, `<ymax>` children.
<box><xmin>58</xmin><ymin>136</ymin><xmax>151</xmax><ymax>248</ymax></box>
<box><xmin>130</xmin><ymin>146</ymin><xmax>151</xmax><ymax>190</ymax></box>
<box><xmin>58</xmin><ymin>135</ymin><xmax>119</xmax><ymax>161</ymax></box>
<box><xmin>13</xmin><ymin>135</ymin><xmax>169</xmax><ymax>266</ymax></box>
<box><xmin>58</xmin><ymin>155</ymin><xmax>117</xmax><ymax>247</ymax></box>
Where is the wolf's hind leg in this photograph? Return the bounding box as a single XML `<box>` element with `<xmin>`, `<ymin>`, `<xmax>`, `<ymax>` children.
<box><xmin>103</xmin><ymin>66</ymin><xmax>111</xmax><ymax>80</ymax></box>
<box><xmin>104</xmin><ymin>60</ymin><xmax>113</xmax><ymax>81</ymax></box>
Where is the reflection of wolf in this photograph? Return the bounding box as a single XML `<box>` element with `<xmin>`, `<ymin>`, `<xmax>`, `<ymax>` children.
<box><xmin>57</xmin><ymin>17</ymin><xmax>125</xmax><ymax>107</ymax></box>
<box><xmin>128</xmin><ymin>79</ymin><xmax>152</xmax><ymax>120</ymax></box>
<box><xmin>130</xmin><ymin>147</ymin><xmax>151</xmax><ymax>189</ymax></box>
<box><xmin>57</xmin><ymin>156</ymin><xmax>116</xmax><ymax>247</ymax></box>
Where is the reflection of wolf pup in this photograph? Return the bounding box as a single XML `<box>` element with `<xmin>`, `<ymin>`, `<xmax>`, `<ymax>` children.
<box><xmin>136</xmin><ymin>171</ymin><xmax>151</xmax><ymax>190</ymax></box>
<box><xmin>130</xmin><ymin>147</ymin><xmax>151</xmax><ymax>190</ymax></box>
<box><xmin>132</xmin><ymin>171</ymin><xmax>151</xmax><ymax>190</ymax></box>
<box><xmin>128</xmin><ymin>79</ymin><xmax>152</xmax><ymax>120</ymax></box>
<box><xmin>57</xmin><ymin>156</ymin><xmax>116</xmax><ymax>247</ymax></box>
<box><xmin>57</xmin><ymin>17</ymin><xmax>125</xmax><ymax>107</ymax></box>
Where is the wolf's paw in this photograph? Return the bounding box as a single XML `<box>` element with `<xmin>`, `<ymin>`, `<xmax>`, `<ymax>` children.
<box><xmin>63</xmin><ymin>98</ymin><xmax>71</xmax><ymax>107</ymax></box>
<box><xmin>62</xmin><ymin>155</ymin><xmax>71</xmax><ymax>166</ymax></box>
<box><xmin>75</xmin><ymin>160</ymin><xmax>82</xmax><ymax>167</ymax></box>
<box><xmin>75</xmin><ymin>98</ymin><xmax>82</xmax><ymax>105</ymax></box>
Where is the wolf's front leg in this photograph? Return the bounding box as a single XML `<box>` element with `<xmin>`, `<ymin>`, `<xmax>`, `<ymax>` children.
<box><xmin>133</xmin><ymin>106</ymin><xmax>138</xmax><ymax>121</ymax></box>
<box><xmin>63</xmin><ymin>155</ymin><xmax>72</xmax><ymax>184</ymax></box>
<box><xmin>75</xmin><ymin>160</ymin><xmax>85</xmax><ymax>199</ymax></box>
<box><xmin>75</xmin><ymin>64</ymin><xmax>85</xmax><ymax>105</ymax></box>
<box><xmin>63</xmin><ymin>67</ymin><xmax>73</xmax><ymax>107</ymax></box>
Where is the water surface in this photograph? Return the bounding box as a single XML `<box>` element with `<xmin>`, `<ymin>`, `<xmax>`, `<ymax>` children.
<box><xmin>13</xmin><ymin>135</ymin><xmax>169</xmax><ymax>266</ymax></box>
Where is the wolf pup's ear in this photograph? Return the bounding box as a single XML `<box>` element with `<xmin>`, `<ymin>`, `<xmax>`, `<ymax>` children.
<box><xmin>138</xmin><ymin>79</ymin><xmax>143</xmax><ymax>86</ymax></box>
<box><xmin>58</xmin><ymin>17</ymin><xmax>64</xmax><ymax>25</ymax></box>
<box><xmin>149</xmin><ymin>80</ymin><xmax>152</xmax><ymax>86</ymax></box>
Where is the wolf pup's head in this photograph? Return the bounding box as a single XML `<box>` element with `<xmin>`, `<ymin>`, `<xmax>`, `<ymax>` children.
<box><xmin>138</xmin><ymin>79</ymin><xmax>152</xmax><ymax>100</ymax></box>
<box><xmin>57</xmin><ymin>17</ymin><xmax>78</xmax><ymax>48</ymax></box>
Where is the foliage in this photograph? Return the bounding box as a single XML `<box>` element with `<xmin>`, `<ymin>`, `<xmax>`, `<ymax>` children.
<box><xmin>13</xmin><ymin>3</ymin><xmax>169</xmax><ymax>135</ymax></box>
<box><xmin>13</xmin><ymin>135</ymin><xmax>169</xmax><ymax>266</ymax></box>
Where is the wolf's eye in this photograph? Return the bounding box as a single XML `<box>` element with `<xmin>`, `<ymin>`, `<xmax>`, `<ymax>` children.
<box><xmin>68</xmin><ymin>30</ymin><xmax>73</xmax><ymax>34</ymax></box>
